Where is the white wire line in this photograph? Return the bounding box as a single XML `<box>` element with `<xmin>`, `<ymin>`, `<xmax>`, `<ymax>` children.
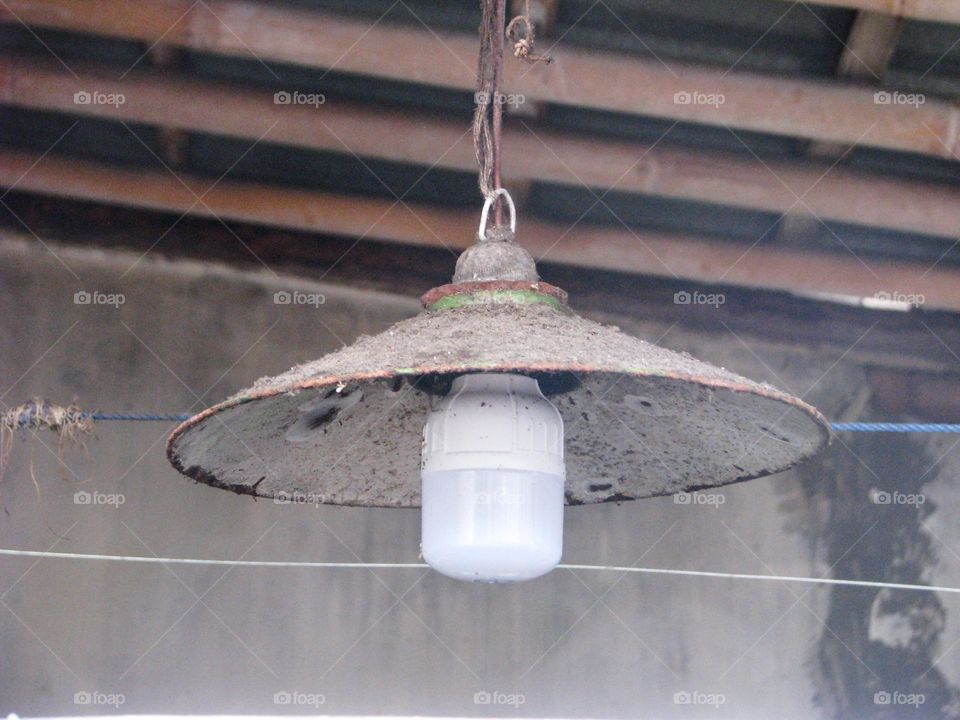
<box><xmin>0</xmin><ymin>548</ymin><xmax>957</xmax><ymax>595</ymax></box>
<box><xmin>0</xmin><ymin>548</ymin><xmax>422</xmax><ymax>569</ymax></box>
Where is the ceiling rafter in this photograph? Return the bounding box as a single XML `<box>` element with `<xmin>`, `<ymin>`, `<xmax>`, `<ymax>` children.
<box><xmin>3</xmin><ymin>149</ymin><xmax>959</xmax><ymax>312</ymax></box>
<box><xmin>6</xmin><ymin>56</ymin><xmax>960</xmax><ymax>240</ymax></box>
<box><xmin>4</xmin><ymin>0</ymin><xmax>960</xmax><ymax>159</ymax></box>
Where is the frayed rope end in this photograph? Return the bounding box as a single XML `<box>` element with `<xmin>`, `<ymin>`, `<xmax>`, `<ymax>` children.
<box><xmin>1</xmin><ymin>400</ymin><xmax>94</xmax><ymax>480</ymax></box>
<box><xmin>2</xmin><ymin>399</ymin><xmax>94</xmax><ymax>436</ymax></box>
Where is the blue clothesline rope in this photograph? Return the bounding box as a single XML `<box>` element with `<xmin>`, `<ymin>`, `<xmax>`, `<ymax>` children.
<box><xmin>84</xmin><ymin>415</ymin><xmax>960</xmax><ymax>432</ymax></box>
<box><xmin>830</xmin><ymin>422</ymin><xmax>960</xmax><ymax>433</ymax></box>
<box><xmin>86</xmin><ymin>412</ymin><xmax>192</xmax><ymax>422</ymax></box>
<box><xmin>9</xmin><ymin>406</ymin><xmax>960</xmax><ymax>432</ymax></box>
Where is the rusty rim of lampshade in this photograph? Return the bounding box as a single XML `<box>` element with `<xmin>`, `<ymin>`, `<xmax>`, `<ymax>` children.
<box><xmin>167</xmin><ymin>279</ymin><xmax>830</xmax><ymax>508</ymax></box>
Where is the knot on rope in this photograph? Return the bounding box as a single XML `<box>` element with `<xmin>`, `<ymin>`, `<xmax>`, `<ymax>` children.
<box><xmin>473</xmin><ymin>0</ymin><xmax>553</xmax><ymax>225</ymax></box>
<box><xmin>506</xmin><ymin>10</ymin><xmax>553</xmax><ymax>64</ymax></box>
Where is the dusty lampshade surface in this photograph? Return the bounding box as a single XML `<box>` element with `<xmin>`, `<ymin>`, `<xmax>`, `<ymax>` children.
<box><xmin>167</xmin><ymin>278</ymin><xmax>830</xmax><ymax>507</ymax></box>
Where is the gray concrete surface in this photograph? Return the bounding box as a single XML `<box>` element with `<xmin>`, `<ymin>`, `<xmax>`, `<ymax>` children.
<box><xmin>0</xmin><ymin>233</ymin><xmax>957</xmax><ymax>718</ymax></box>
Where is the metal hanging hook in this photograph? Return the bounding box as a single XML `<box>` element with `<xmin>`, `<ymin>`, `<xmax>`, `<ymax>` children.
<box><xmin>478</xmin><ymin>188</ymin><xmax>516</xmax><ymax>240</ymax></box>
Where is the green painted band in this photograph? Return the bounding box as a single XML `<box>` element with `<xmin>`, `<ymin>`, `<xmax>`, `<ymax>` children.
<box><xmin>426</xmin><ymin>289</ymin><xmax>565</xmax><ymax>312</ymax></box>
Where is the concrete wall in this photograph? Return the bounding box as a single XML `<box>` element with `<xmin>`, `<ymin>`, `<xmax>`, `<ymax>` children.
<box><xmin>1</xmin><ymin>234</ymin><xmax>957</xmax><ymax>718</ymax></box>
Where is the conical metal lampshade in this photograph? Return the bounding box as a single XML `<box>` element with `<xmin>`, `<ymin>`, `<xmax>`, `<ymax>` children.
<box><xmin>167</xmin><ymin>275</ymin><xmax>829</xmax><ymax>507</ymax></box>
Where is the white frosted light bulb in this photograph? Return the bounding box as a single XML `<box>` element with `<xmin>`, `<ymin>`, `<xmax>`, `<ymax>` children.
<box><xmin>420</xmin><ymin>373</ymin><xmax>565</xmax><ymax>583</ymax></box>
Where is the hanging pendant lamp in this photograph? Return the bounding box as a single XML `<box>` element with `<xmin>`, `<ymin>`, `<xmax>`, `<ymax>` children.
<box><xmin>167</xmin><ymin>189</ymin><xmax>829</xmax><ymax>582</ymax></box>
<box><xmin>167</xmin><ymin>1</ymin><xmax>829</xmax><ymax>583</ymax></box>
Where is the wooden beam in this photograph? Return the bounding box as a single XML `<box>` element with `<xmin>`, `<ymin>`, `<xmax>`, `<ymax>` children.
<box><xmin>836</xmin><ymin>12</ymin><xmax>904</xmax><ymax>79</ymax></box>
<box><xmin>4</xmin><ymin>0</ymin><xmax>960</xmax><ymax>159</ymax></box>
<box><xmin>785</xmin><ymin>13</ymin><xmax>902</xmax><ymax>242</ymax></box>
<box><xmin>774</xmin><ymin>0</ymin><xmax>960</xmax><ymax>24</ymax></box>
<box><xmin>12</xmin><ymin>193</ymin><xmax>960</xmax><ymax>385</ymax></box>
<box><xmin>808</xmin><ymin>11</ymin><xmax>904</xmax><ymax>159</ymax></box>
<box><xmin>6</xmin><ymin>56</ymin><xmax>960</xmax><ymax>240</ymax></box>
<box><xmin>2</xmin><ymin>149</ymin><xmax>959</xmax><ymax>313</ymax></box>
